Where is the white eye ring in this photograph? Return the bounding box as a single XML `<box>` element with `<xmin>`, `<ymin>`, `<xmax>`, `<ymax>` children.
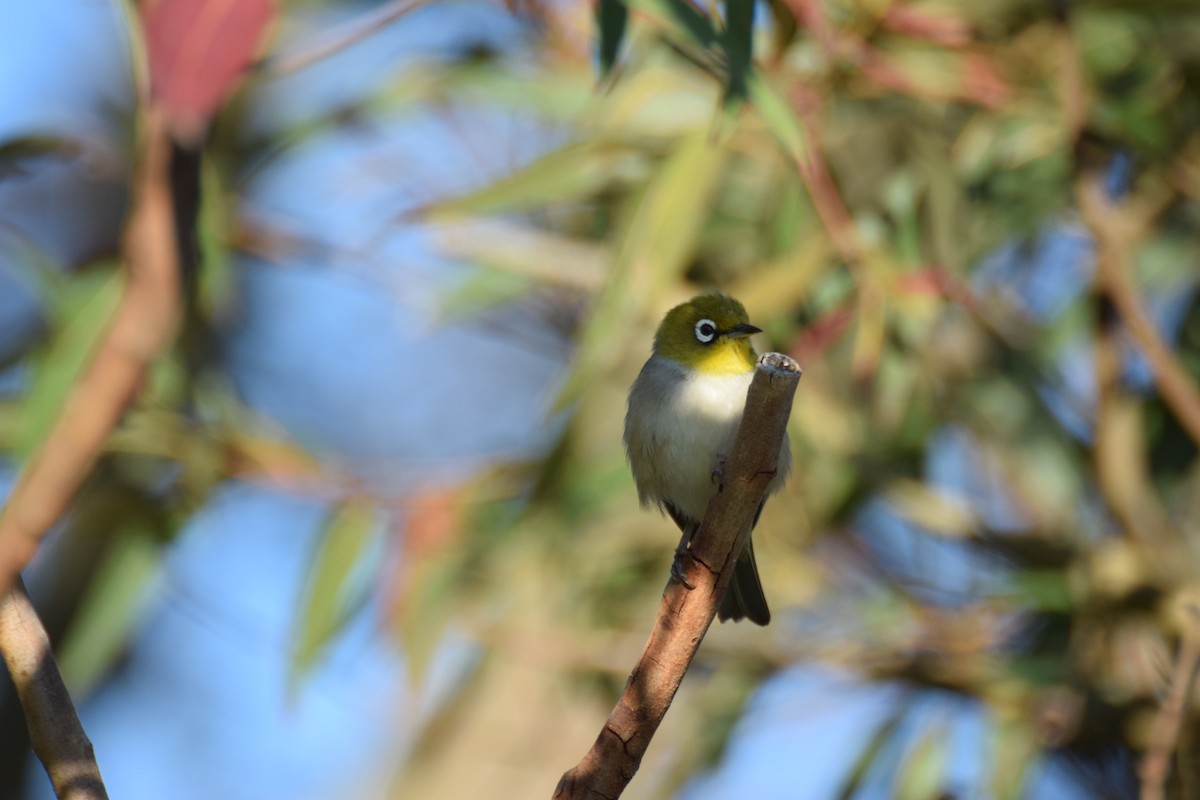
<box><xmin>694</xmin><ymin>319</ymin><xmax>717</xmax><ymax>344</ymax></box>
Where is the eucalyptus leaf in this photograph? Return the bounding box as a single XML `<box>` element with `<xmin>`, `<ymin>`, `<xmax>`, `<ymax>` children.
<box><xmin>290</xmin><ymin>498</ymin><xmax>380</xmax><ymax>687</ymax></box>
<box><xmin>16</xmin><ymin>271</ymin><xmax>123</xmax><ymax>461</ymax></box>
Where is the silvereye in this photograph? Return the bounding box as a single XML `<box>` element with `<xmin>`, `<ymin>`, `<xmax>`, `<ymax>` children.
<box><xmin>624</xmin><ymin>294</ymin><xmax>791</xmax><ymax>625</ymax></box>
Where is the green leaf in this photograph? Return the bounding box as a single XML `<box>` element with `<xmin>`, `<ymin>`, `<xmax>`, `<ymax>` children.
<box><xmin>197</xmin><ymin>158</ymin><xmax>235</xmax><ymax>321</ymax></box>
<box><xmin>833</xmin><ymin>702</ymin><xmax>907</xmax><ymax>800</ymax></box>
<box><xmin>624</xmin><ymin>0</ymin><xmax>720</xmax><ymax>52</ymax></box>
<box><xmin>394</xmin><ymin>548</ymin><xmax>460</xmax><ymax>687</ymax></box>
<box><xmin>556</xmin><ymin>131</ymin><xmax>728</xmax><ymax>405</ymax></box>
<box><xmin>1010</xmin><ymin>569</ymin><xmax>1074</xmax><ymax>611</ymax></box>
<box><xmin>723</xmin><ymin>0</ymin><xmax>755</xmax><ymax>108</ymax></box>
<box><xmin>596</xmin><ymin>0</ymin><xmax>629</xmax><ymax>79</ymax></box>
<box><xmin>290</xmin><ymin>498</ymin><xmax>379</xmax><ymax>687</ymax></box>
<box><xmin>421</xmin><ymin>141</ymin><xmax>644</xmax><ymax>218</ymax></box>
<box><xmin>0</xmin><ymin>136</ymin><xmax>81</xmax><ymax>181</ymax></box>
<box><xmin>614</xmin><ymin>131</ymin><xmax>728</xmax><ymax>292</ymax></box>
<box><xmin>765</xmin><ymin>0</ymin><xmax>798</xmax><ymax>56</ymax></box>
<box><xmin>989</xmin><ymin>720</ymin><xmax>1037</xmax><ymax>800</ymax></box>
<box><xmin>895</xmin><ymin>722</ymin><xmax>950</xmax><ymax>800</ymax></box>
<box><xmin>748</xmin><ymin>71</ymin><xmax>810</xmax><ymax>161</ymax></box>
<box><xmin>16</xmin><ymin>271</ymin><xmax>123</xmax><ymax>460</ymax></box>
<box><xmin>56</xmin><ymin>520</ymin><xmax>161</xmax><ymax>695</ymax></box>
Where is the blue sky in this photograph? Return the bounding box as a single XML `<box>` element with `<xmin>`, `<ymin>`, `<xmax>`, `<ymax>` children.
<box><xmin>3</xmin><ymin>1</ymin><xmax>1178</xmax><ymax>798</ymax></box>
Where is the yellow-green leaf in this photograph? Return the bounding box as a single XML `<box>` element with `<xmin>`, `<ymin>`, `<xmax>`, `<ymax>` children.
<box><xmin>597</xmin><ymin>0</ymin><xmax>629</xmax><ymax>79</ymax></box>
<box><xmin>884</xmin><ymin>479</ymin><xmax>980</xmax><ymax>538</ymax></box>
<box><xmin>624</xmin><ymin>0</ymin><xmax>720</xmax><ymax>52</ymax></box>
<box><xmin>393</xmin><ymin>549</ymin><xmax>459</xmax><ymax>687</ymax></box>
<box><xmin>557</xmin><ymin>130</ymin><xmax>727</xmax><ymax>405</ymax></box>
<box><xmin>197</xmin><ymin>158</ymin><xmax>235</xmax><ymax>321</ymax></box>
<box><xmin>16</xmin><ymin>271</ymin><xmax>122</xmax><ymax>460</ymax></box>
<box><xmin>748</xmin><ymin>71</ymin><xmax>810</xmax><ymax>161</ymax></box>
<box><xmin>56</xmin><ymin>520</ymin><xmax>161</xmax><ymax>696</ymax></box>
<box><xmin>421</xmin><ymin>141</ymin><xmax>645</xmax><ymax>218</ymax></box>
<box><xmin>290</xmin><ymin>498</ymin><xmax>379</xmax><ymax>687</ymax></box>
<box><xmin>895</xmin><ymin>722</ymin><xmax>950</xmax><ymax>800</ymax></box>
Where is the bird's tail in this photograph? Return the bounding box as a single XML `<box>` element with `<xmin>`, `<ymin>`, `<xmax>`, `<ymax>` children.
<box><xmin>717</xmin><ymin>536</ymin><xmax>770</xmax><ymax>626</ymax></box>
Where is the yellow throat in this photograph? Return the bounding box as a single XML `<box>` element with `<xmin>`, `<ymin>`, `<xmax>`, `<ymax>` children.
<box><xmin>652</xmin><ymin>294</ymin><xmax>761</xmax><ymax>376</ymax></box>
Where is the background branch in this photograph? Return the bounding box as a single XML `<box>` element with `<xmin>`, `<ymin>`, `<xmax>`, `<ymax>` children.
<box><xmin>0</xmin><ymin>580</ymin><xmax>107</xmax><ymax>800</ymax></box>
<box><xmin>1140</xmin><ymin>616</ymin><xmax>1200</xmax><ymax>800</ymax></box>
<box><xmin>0</xmin><ymin>110</ymin><xmax>180</xmax><ymax>597</ymax></box>
<box><xmin>553</xmin><ymin>353</ymin><xmax>801</xmax><ymax>800</ymax></box>
<box><xmin>1079</xmin><ymin>174</ymin><xmax>1200</xmax><ymax>448</ymax></box>
<box><xmin>261</xmin><ymin>0</ymin><xmax>431</xmax><ymax>77</ymax></box>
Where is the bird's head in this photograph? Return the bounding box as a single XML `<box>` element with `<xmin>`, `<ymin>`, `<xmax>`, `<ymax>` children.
<box><xmin>653</xmin><ymin>294</ymin><xmax>762</xmax><ymax>375</ymax></box>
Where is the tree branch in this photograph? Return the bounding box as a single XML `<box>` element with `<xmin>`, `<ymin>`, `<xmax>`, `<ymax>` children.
<box><xmin>260</xmin><ymin>0</ymin><xmax>432</xmax><ymax>77</ymax></box>
<box><xmin>552</xmin><ymin>353</ymin><xmax>801</xmax><ymax>800</ymax></box>
<box><xmin>1079</xmin><ymin>174</ymin><xmax>1200</xmax><ymax>448</ymax></box>
<box><xmin>1140</xmin><ymin>619</ymin><xmax>1200</xmax><ymax>800</ymax></box>
<box><xmin>0</xmin><ymin>580</ymin><xmax>108</xmax><ymax>800</ymax></box>
<box><xmin>0</xmin><ymin>110</ymin><xmax>181</xmax><ymax>598</ymax></box>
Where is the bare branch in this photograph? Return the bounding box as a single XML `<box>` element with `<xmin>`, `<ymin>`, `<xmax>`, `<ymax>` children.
<box><xmin>1140</xmin><ymin>622</ymin><xmax>1200</xmax><ymax>800</ymax></box>
<box><xmin>1079</xmin><ymin>174</ymin><xmax>1200</xmax><ymax>448</ymax></box>
<box><xmin>0</xmin><ymin>110</ymin><xmax>181</xmax><ymax>596</ymax></box>
<box><xmin>553</xmin><ymin>353</ymin><xmax>801</xmax><ymax>800</ymax></box>
<box><xmin>0</xmin><ymin>580</ymin><xmax>108</xmax><ymax>800</ymax></box>
<box><xmin>261</xmin><ymin>0</ymin><xmax>432</xmax><ymax>78</ymax></box>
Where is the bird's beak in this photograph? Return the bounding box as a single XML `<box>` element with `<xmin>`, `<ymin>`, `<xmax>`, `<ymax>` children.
<box><xmin>727</xmin><ymin>323</ymin><xmax>762</xmax><ymax>339</ymax></box>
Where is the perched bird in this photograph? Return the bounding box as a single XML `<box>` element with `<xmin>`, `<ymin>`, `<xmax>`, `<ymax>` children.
<box><xmin>624</xmin><ymin>294</ymin><xmax>791</xmax><ymax>625</ymax></box>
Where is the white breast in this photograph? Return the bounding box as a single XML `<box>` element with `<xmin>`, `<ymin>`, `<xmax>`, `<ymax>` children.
<box><xmin>625</xmin><ymin>355</ymin><xmax>779</xmax><ymax>523</ymax></box>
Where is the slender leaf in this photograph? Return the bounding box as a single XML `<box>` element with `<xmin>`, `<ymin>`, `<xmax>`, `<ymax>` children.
<box><xmin>748</xmin><ymin>71</ymin><xmax>810</xmax><ymax>161</ymax></box>
<box><xmin>394</xmin><ymin>548</ymin><xmax>460</xmax><ymax>687</ymax></box>
<box><xmin>990</xmin><ymin>720</ymin><xmax>1037</xmax><ymax>800</ymax></box>
<box><xmin>723</xmin><ymin>0</ymin><xmax>755</xmax><ymax>108</ymax></box>
<box><xmin>624</xmin><ymin>0</ymin><xmax>720</xmax><ymax>52</ymax></box>
<box><xmin>56</xmin><ymin>520</ymin><xmax>161</xmax><ymax>695</ymax></box>
<box><xmin>0</xmin><ymin>136</ymin><xmax>81</xmax><ymax>181</ymax></box>
<box><xmin>765</xmin><ymin>0</ymin><xmax>798</xmax><ymax>57</ymax></box>
<box><xmin>197</xmin><ymin>157</ymin><xmax>235</xmax><ymax>321</ymax></box>
<box><xmin>597</xmin><ymin>0</ymin><xmax>629</xmax><ymax>79</ymax></box>
<box><xmin>834</xmin><ymin>701</ymin><xmax>909</xmax><ymax>800</ymax></box>
<box><xmin>16</xmin><ymin>271</ymin><xmax>123</xmax><ymax>460</ymax></box>
<box><xmin>290</xmin><ymin>498</ymin><xmax>379</xmax><ymax>686</ymax></box>
<box><xmin>420</xmin><ymin>141</ymin><xmax>644</xmax><ymax>218</ymax></box>
<box><xmin>557</xmin><ymin>131</ymin><xmax>727</xmax><ymax>405</ymax></box>
<box><xmin>894</xmin><ymin>722</ymin><xmax>950</xmax><ymax>800</ymax></box>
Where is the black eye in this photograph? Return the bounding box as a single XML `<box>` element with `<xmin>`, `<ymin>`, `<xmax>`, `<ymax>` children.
<box><xmin>694</xmin><ymin>319</ymin><xmax>717</xmax><ymax>344</ymax></box>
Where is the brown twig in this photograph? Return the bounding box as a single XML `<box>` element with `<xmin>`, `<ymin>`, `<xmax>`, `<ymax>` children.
<box><xmin>0</xmin><ymin>110</ymin><xmax>180</xmax><ymax>597</ymax></box>
<box><xmin>261</xmin><ymin>0</ymin><xmax>432</xmax><ymax>77</ymax></box>
<box><xmin>1079</xmin><ymin>174</ymin><xmax>1200</xmax><ymax>448</ymax></box>
<box><xmin>1140</xmin><ymin>626</ymin><xmax>1200</xmax><ymax>800</ymax></box>
<box><xmin>783</xmin><ymin>92</ymin><xmax>861</xmax><ymax>266</ymax></box>
<box><xmin>552</xmin><ymin>353</ymin><xmax>801</xmax><ymax>800</ymax></box>
<box><xmin>0</xmin><ymin>580</ymin><xmax>108</xmax><ymax>800</ymax></box>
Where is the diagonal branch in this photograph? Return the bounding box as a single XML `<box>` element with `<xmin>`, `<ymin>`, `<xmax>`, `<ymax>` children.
<box><xmin>0</xmin><ymin>110</ymin><xmax>181</xmax><ymax>597</ymax></box>
<box><xmin>1079</xmin><ymin>174</ymin><xmax>1200</xmax><ymax>447</ymax></box>
<box><xmin>1140</xmin><ymin>613</ymin><xmax>1200</xmax><ymax>800</ymax></box>
<box><xmin>0</xmin><ymin>580</ymin><xmax>108</xmax><ymax>800</ymax></box>
<box><xmin>260</xmin><ymin>0</ymin><xmax>432</xmax><ymax>77</ymax></box>
<box><xmin>552</xmin><ymin>353</ymin><xmax>801</xmax><ymax>800</ymax></box>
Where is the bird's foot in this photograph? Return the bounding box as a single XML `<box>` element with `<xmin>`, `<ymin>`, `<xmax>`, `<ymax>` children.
<box><xmin>711</xmin><ymin>455</ymin><xmax>727</xmax><ymax>489</ymax></box>
<box><xmin>671</xmin><ymin>549</ymin><xmax>695</xmax><ymax>590</ymax></box>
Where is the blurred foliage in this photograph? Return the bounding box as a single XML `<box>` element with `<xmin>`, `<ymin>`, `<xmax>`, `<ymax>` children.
<box><xmin>415</xmin><ymin>0</ymin><xmax>1200</xmax><ymax>796</ymax></box>
<box><xmin>4</xmin><ymin>0</ymin><xmax>1200</xmax><ymax>798</ymax></box>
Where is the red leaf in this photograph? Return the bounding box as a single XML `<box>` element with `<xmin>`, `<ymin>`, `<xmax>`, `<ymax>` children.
<box><xmin>882</xmin><ymin>5</ymin><xmax>971</xmax><ymax>48</ymax></box>
<box><xmin>142</xmin><ymin>0</ymin><xmax>275</xmax><ymax>141</ymax></box>
<box><xmin>789</xmin><ymin>301</ymin><xmax>854</xmax><ymax>363</ymax></box>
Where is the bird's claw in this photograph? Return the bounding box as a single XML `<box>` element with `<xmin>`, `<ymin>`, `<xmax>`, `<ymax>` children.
<box><xmin>711</xmin><ymin>455</ymin><xmax>726</xmax><ymax>489</ymax></box>
<box><xmin>671</xmin><ymin>550</ymin><xmax>696</xmax><ymax>590</ymax></box>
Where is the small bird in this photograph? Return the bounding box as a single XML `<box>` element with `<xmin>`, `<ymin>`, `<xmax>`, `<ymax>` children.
<box><xmin>624</xmin><ymin>294</ymin><xmax>791</xmax><ymax>625</ymax></box>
